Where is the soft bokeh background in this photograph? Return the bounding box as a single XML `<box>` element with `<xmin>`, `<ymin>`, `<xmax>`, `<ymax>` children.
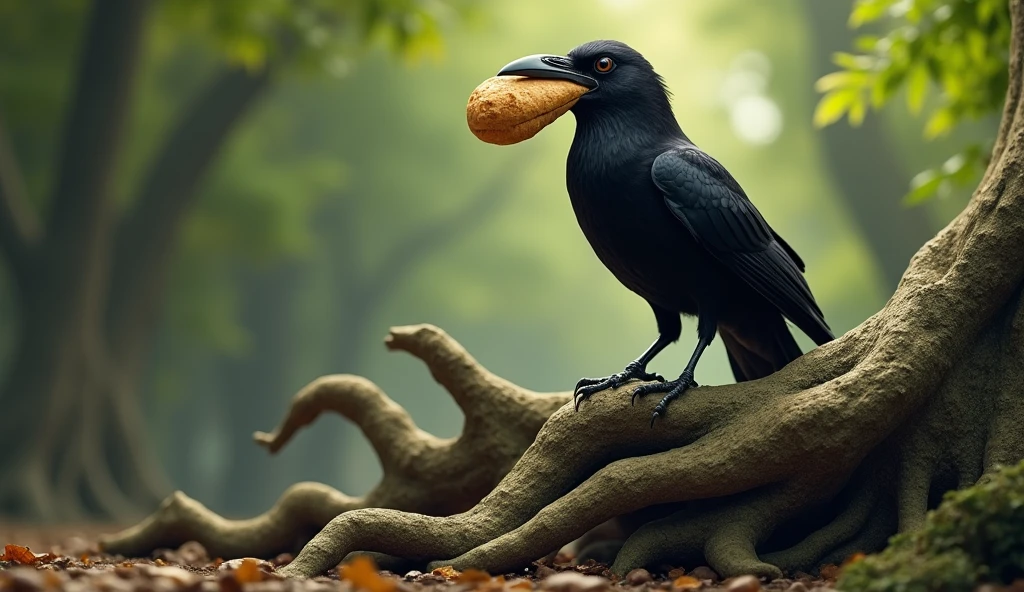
<box><xmin>0</xmin><ymin>0</ymin><xmax>995</xmax><ymax>521</ymax></box>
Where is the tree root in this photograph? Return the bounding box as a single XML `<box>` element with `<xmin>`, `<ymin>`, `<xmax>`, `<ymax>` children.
<box><xmin>100</xmin><ymin>324</ymin><xmax>569</xmax><ymax>558</ymax></box>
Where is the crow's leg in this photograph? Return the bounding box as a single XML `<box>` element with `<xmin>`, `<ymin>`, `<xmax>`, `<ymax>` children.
<box><xmin>632</xmin><ymin>309</ymin><xmax>717</xmax><ymax>426</ymax></box>
<box><xmin>574</xmin><ymin>305</ymin><xmax>681</xmax><ymax>411</ymax></box>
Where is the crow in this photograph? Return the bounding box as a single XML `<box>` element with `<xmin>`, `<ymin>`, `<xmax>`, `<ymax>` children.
<box><xmin>496</xmin><ymin>40</ymin><xmax>834</xmax><ymax>425</ymax></box>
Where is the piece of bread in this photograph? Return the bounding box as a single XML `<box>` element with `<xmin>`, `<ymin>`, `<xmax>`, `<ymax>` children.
<box><xmin>467</xmin><ymin>76</ymin><xmax>589</xmax><ymax>145</ymax></box>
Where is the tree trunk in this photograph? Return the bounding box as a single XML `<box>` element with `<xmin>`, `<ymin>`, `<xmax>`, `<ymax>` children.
<box><xmin>0</xmin><ymin>0</ymin><xmax>270</xmax><ymax>521</ymax></box>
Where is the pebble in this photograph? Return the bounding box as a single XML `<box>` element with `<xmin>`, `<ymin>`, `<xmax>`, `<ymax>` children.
<box><xmin>725</xmin><ymin>575</ymin><xmax>760</xmax><ymax>592</ymax></box>
<box><xmin>784</xmin><ymin>582</ymin><xmax>808</xmax><ymax>592</ymax></box>
<box><xmin>687</xmin><ymin>567</ymin><xmax>719</xmax><ymax>583</ymax></box>
<box><xmin>534</xmin><ymin>565</ymin><xmax>558</xmax><ymax>579</ymax></box>
<box><xmin>217</xmin><ymin>558</ymin><xmax>275</xmax><ymax>572</ymax></box>
<box><xmin>403</xmin><ymin>570</ymin><xmax>424</xmax><ymax>580</ymax></box>
<box><xmin>540</xmin><ymin>571</ymin><xmax>611</xmax><ymax>592</ymax></box>
<box><xmin>624</xmin><ymin>569</ymin><xmax>652</xmax><ymax>586</ymax></box>
<box><xmin>666</xmin><ymin>569</ymin><xmax>686</xmax><ymax>580</ymax></box>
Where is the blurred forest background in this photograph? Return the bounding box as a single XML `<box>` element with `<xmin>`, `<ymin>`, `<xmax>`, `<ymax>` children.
<box><xmin>0</xmin><ymin>0</ymin><xmax>998</xmax><ymax>523</ymax></box>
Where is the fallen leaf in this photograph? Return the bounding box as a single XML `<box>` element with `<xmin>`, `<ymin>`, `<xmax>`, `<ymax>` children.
<box><xmin>819</xmin><ymin>564</ymin><xmax>841</xmax><ymax>580</ymax></box>
<box><xmin>1</xmin><ymin>544</ymin><xmax>53</xmax><ymax>565</ymax></box>
<box><xmin>234</xmin><ymin>558</ymin><xmax>263</xmax><ymax>584</ymax></box>
<box><xmin>673</xmin><ymin>575</ymin><xmax>702</xmax><ymax>589</ymax></box>
<box><xmin>431</xmin><ymin>566</ymin><xmax>461</xmax><ymax>580</ymax></box>
<box><xmin>841</xmin><ymin>552</ymin><xmax>866</xmax><ymax>567</ymax></box>
<box><xmin>340</xmin><ymin>556</ymin><xmax>396</xmax><ymax>592</ymax></box>
<box><xmin>458</xmin><ymin>569</ymin><xmax>493</xmax><ymax>583</ymax></box>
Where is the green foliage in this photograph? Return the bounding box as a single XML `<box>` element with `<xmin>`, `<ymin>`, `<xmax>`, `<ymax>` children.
<box><xmin>838</xmin><ymin>459</ymin><xmax>1024</xmax><ymax>592</ymax></box>
<box><xmin>157</xmin><ymin>0</ymin><xmax>472</xmax><ymax>73</ymax></box>
<box><xmin>814</xmin><ymin>0</ymin><xmax>1010</xmax><ymax>203</ymax></box>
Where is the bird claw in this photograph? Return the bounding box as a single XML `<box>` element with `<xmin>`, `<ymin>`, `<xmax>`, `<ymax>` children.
<box><xmin>629</xmin><ymin>371</ymin><xmax>698</xmax><ymax>426</ymax></box>
<box><xmin>574</xmin><ymin>362</ymin><xmax>663</xmax><ymax>411</ymax></box>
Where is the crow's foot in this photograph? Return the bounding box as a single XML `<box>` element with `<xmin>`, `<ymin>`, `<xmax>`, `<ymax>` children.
<box><xmin>574</xmin><ymin>361</ymin><xmax>664</xmax><ymax>411</ymax></box>
<box><xmin>630</xmin><ymin>370</ymin><xmax>698</xmax><ymax>426</ymax></box>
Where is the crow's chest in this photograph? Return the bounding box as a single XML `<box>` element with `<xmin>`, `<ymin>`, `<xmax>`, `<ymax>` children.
<box><xmin>565</xmin><ymin>158</ymin><xmax>698</xmax><ymax>305</ymax></box>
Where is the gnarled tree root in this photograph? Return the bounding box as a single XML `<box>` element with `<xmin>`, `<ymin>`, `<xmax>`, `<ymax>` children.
<box><xmin>99</xmin><ymin>324</ymin><xmax>568</xmax><ymax>558</ymax></box>
<box><xmin>273</xmin><ymin>1</ymin><xmax>1024</xmax><ymax>578</ymax></box>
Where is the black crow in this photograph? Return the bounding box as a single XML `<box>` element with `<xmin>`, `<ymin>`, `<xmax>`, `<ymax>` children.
<box><xmin>496</xmin><ymin>40</ymin><xmax>834</xmax><ymax>425</ymax></box>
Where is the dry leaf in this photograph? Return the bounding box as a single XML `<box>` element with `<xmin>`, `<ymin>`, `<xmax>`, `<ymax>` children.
<box><xmin>841</xmin><ymin>552</ymin><xmax>866</xmax><ymax>567</ymax></box>
<box><xmin>457</xmin><ymin>569</ymin><xmax>493</xmax><ymax>583</ymax></box>
<box><xmin>819</xmin><ymin>564</ymin><xmax>841</xmax><ymax>580</ymax></box>
<box><xmin>234</xmin><ymin>558</ymin><xmax>263</xmax><ymax>584</ymax></box>
<box><xmin>340</xmin><ymin>556</ymin><xmax>395</xmax><ymax>592</ymax></box>
<box><xmin>431</xmin><ymin>566</ymin><xmax>461</xmax><ymax>580</ymax></box>
<box><xmin>1</xmin><ymin>544</ymin><xmax>52</xmax><ymax>565</ymax></box>
<box><xmin>673</xmin><ymin>575</ymin><xmax>702</xmax><ymax>589</ymax></box>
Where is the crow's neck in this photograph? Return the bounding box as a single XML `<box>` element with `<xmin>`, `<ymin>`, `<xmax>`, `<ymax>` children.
<box><xmin>570</xmin><ymin>107</ymin><xmax>688</xmax><ymax>169</ymax></box>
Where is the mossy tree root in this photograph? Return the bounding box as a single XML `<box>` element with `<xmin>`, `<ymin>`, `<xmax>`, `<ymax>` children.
<box><xmin>277</xmin><ymin>0</ymin><xmax>1024</xmax><ymax>578</ymax></box>
<box><xmin>99</xmin><ymin>325</ymin><xmax>568</xmax><ymax>558</ymax></box>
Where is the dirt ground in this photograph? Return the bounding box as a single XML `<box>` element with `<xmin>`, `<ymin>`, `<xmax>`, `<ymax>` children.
<box><xmin>0</xmin><ymin>522</ymin><xmax>839</xmax><ymax>592</ymax></box>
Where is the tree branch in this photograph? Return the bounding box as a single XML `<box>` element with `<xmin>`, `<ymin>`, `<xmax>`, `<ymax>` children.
<box><xmin>0</xmin><ymin>110</ymin><xmax>39</xmax><ymax>281</ymax></box>
<box><xmin>105</xmin><ymin>65</ymin><xmax>271</xmax><ymax>370</ymax></box>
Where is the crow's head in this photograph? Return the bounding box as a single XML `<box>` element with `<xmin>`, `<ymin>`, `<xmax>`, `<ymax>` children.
<box><xmin>497</xmin><ymin>40</ymin><xmax>673</xmax><ymax>121</ymax></box>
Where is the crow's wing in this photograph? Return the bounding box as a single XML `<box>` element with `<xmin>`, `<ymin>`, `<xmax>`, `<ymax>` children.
<box><xmin>651</xmin><ymin>146</ymin><xmax>833</xmax><ymax>345</ymax></box>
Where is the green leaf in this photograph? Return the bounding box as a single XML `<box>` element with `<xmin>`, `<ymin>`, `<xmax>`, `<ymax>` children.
<box><xmin>815</xmin><ymin>70</ymin><xmax>865</xmax><ymax>93</ymax></box>
<box><xmin>850</xmin><ymin>0</ymin><xmax>893</xmax><ymax>27</ymax></box>
<box><xmin>848</xmin><ymin>96</ymin><xmax>867</xmax><ymax>126</ymax></box>
<box><xmin>904</xmin><ymin>169</ymin><xmax>943</xmax><ymax>205</ymax></box>
<box><xmin>813</xmin><ymin>89</ymin><xmax>858</xmax><ymax>128</ymax></box>
<box><xmin>832</xmin><ymin>51</ymin><xmax>876</xmax><ymax>71</ymax></box>
<box><xmin>924</xmin><ymin>107</ymin><xmax>956</xmax><ymax>138</ymax></box>
<box><xmin>906</xmin><ymin>63</ymin><xmax>929</xmax><ymax>114</ymax></box>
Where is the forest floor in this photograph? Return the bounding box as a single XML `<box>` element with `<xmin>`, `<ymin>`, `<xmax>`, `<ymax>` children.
<box><xmin>0</xmin><ymin>523</ymin><xmax>840</xmax><ymax>592</ymax></box>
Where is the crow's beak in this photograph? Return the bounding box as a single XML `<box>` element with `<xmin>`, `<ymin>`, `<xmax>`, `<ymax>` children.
<box><xmin>497</xmin><ymin>54</ymin><xmax>598</xmax><ymax>90</ymax></box>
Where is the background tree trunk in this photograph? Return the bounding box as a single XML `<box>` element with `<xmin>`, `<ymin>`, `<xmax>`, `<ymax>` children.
<box><xmin>0</xmin><ymin>0</ymin><xmax>271</xmax><ymax>521</ymax></box>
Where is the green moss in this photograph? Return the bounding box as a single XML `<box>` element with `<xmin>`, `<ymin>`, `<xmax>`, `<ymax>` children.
<box><xmin>838</xmin><ymin>459</ymin><xmax>1024</xmax><ymax>592</ymax></box>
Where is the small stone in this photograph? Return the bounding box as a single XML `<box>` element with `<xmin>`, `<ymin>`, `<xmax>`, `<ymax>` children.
<box><xmin>792</xmin><ymin>572</ymin><xmax>814</xmax><ymax>583</ymax></box>
<box><xmin>535</xmin><ymin>565</ymin><xmax>558</xmax><ymax>579</ymax></box>
<box><xmin>688</xmin><ymin>567</ymin><xmax>719</xmax><ymax>583</ymax></box>
<box><xmin>152</xmin><ymin>566</ymin><xmax>199</xmax><ymax>586</ymax></box>
<box><xmin>784</xmin><ymin>583</ymin><xmax>808</xmax><ymax>592</ymax></box>
<box><xmin>666</xmin><ymin>569</ymin><xmax>686</xmax><ymax>580</ymax></box>
<box><xmin>416</xmin><ymin>574</ymin><xmax>447</xmax><ymax>585</ymax></box>
<box><xmin>272</xmin><ymin>554</ymin><xmax>294</xmax><ymax>567</ymax></box>
<box><xmin>541</xmin><ymin>571</ymin><xmax>610</xmax><ymax>592</ymax></box>
<box><xmin>176</xmin><ymin>541</ymin><xmax>210</xmax><ymax>565</ymax></box>
<box><xmin>218</xmin><ymin>557</ymin><xmax>275</xmax><ymax>574</ymax></box>
<box><xmin>625</xmin><ymin>569</ymin><xmax>652</xmax><ymax>586</ymax></box>
<box><xmin>403</xmin><ymin>571</ymin><xmax>423</xmax><ymax>580</ymax></box>
<box><xmin>726</xmin><ymin>575</ymin><xmax>760</xmax><ymax>592</ymax></box>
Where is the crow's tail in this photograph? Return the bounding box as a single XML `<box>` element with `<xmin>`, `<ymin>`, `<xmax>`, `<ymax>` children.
<box><xmin>719</xmin><ymin>314</ymin><xmax>804</xmax><ymax>383</ymax></box>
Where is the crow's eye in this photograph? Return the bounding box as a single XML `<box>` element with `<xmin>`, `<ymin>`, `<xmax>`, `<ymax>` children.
<box><xmin>595</xmin><ymin>57</ymin><xmax>615</xmax><ymax>73</ymax></box>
